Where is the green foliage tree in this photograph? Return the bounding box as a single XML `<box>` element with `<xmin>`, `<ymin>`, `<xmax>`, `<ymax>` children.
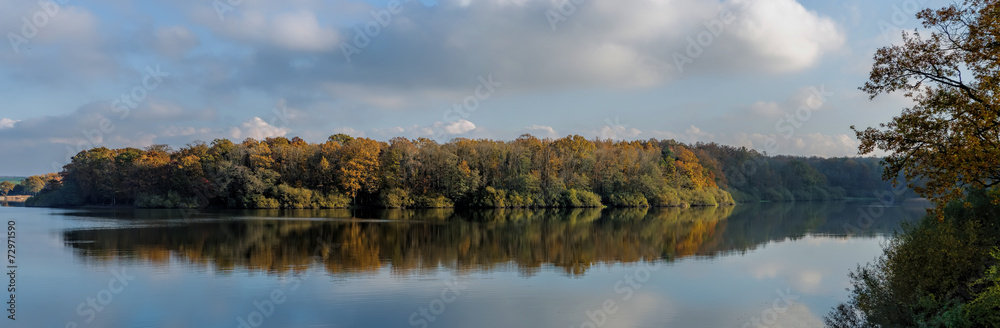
<box><xmin>0</xmin><ymin>181</ymin><xmax>13</xmax><ymax>199</ymax></box>
<box><xmin>21</xmin><ymin>176</ymin><xmax>45</xmax><ymax>195</ymax></box>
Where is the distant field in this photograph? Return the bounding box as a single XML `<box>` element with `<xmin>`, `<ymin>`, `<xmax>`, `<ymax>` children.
<box><xmin>0</xmin><ymin>176</ymin><xmax>24</xmax><ymax>185</ymax></box>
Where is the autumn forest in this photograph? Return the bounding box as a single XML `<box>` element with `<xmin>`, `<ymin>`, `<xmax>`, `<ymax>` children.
<box><xmin>21</xmin><ymin>134</ymin><xmax>903</xmax><ymax>209</ymax></box>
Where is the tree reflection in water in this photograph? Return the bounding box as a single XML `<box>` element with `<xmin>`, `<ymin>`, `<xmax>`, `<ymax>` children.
<box><xmin>61</xmin><ymin>202</ymin><xmax>925</xmax><ymax>276</ymax></box>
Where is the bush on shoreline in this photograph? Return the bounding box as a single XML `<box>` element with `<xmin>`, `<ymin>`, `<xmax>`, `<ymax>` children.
<box><xmin>826</xmin><ymin>188</ymin><xmax>1000</xmax><ymax>327</ymax></box>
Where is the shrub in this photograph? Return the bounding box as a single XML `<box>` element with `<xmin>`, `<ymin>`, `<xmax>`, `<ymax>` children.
<box><xmin>559</xmin><ymin>189</ymin><xmax>583</xmax><ymax>207</ymax></box>
<box><xmin>647</xmin><ymin>188</ymin><xmax>681</xmax><ymax>207</ymax></box>
<box><xmin>828</xmin><ymin>186</ymin><xmax>847</xmax><ymax>200</ymax></box>
<box><xmin>312</xmin><ymin>192</ymin><xmax>351</xmax><ymax>208</ymax></box>
<box><xmin>826</xmin><ymin>188</ymin><xmax>1000</xmax><ymax>327</ymax></box>
<box><xmin>25</xmin><ymin>185</ymin><xmax>85</xmax><ymax>207</ymax></box>
<box><xmin>711</xmin><ymin>188</ymin><xmax>735</xmax><ymax>205</ymax></box>
<box><xmin>762</xmin><ymin>188</ymin><xmax>784</xmax><ymax>202</ymax></box>
<box><xmin>780</xmin><ymin>188</ymin><xmax>795</xmax><ymax>202</ymax></box>
<box><xmin>24</xmin><ymin>180</ymin><xmax>86</xmax><ymax>207</ymax></box>
<box><xmin>728</xmin><ymin>188</ymin><xmax>759</xmax><ymax>203</ymax></box>
<box><xmin>964</xmin><ymin>250</ymin><xmax>1000</xmax><ymax>326</ymax></box>
<box><xmin>413</xmin><ymin>194</ymin><xmax>454</xmax><ymax>208</ymax></box>
<box><xmin>472</xmin><ymin>187</ymin><xmax>507</xmax><ymax>208</ymax></box>
<box><xmin>574</xmin><ymin>189</ymin><xmax>603</xmax><ymax>207</ymax></box>
<box><xmin>271</xmin><ymin>184</ymin><xmax>314</xmax><ymax>209</ymax></box>
<box><xmin>793</xmin><ymin>189</ymin><xmax>811</xmax><ymax>202</ymax></box>
<box><xmin>250</xmin><ymin>194</ymin><xmax>279</xmax><ymax>209</ymax></box>
<box><xmin>379</xmin><ymin>188</ymin><xmax>413</xmax><ymax>208</ymax></box>
<box><xmin>679</xmin><ymin>189</ymin><xmax>717</xmax><ymax>207</ymax></box>
<box><xmin>608</xmin><ymin>193</ymin><xmax>649</xmax><ymax>207</ymax></box>
<box><xmin>505</xmin><ymin>191</ymin><xmax>532</xmax><ymax>207</ymax></box>
<box><xmin>135</xmin><ymin>191</ymin><xmax>198</xmax><ymax>208</ymax></box>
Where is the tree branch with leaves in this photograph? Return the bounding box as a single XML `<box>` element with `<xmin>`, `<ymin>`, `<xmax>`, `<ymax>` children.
<box><xmin>854</xmin><ymin>0</ymin><xmax>1000</xmax><ymax>217</ymax></box>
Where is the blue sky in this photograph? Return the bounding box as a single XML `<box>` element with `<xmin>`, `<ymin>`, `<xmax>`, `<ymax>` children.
<box><xmin>0</xmin><ymin>0</ymin><xmax>946</xmax><ymax>175</ymax></box>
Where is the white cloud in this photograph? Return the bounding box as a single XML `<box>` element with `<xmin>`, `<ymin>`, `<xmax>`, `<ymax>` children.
<box><xmin>203</xmin><ymin>10</ymin><xmax>340</xmax><ymax>52</ymax></box>
<box><xmin>0</xmin><ymin>118</ymin><xmax>18</xmax><ymax>129</ymax></box>
<box><xmin>685</xmin><ymin>125</ymin><xmax>713</xmax><ymax>140</ymax></box>
<box><xmin>372</xmin><ymin>119</ymin><xmax>478</xmax><ymax>139</ymax></box>
<box><xmin>228</xmin><ymin>117</ymin><xmax>289</xmax><ymax>140</ymax></box>
<box><xmin>648</xmin><ymin>125</ymin><xmax>714</xmax><ymax>144</ymax></box>
<box><xmin>198</xmin><ymin>0</ymin><xmax>845</xmax><ymax>102</ymax></box>
<box><xmin>732</xmin><ymin>132</ymin><xmax>859</xmax><ymax>157</ymax></box>
<box><xmin>726</xmin><ymin>0</ymin><xmax>846</xmax><ymax>73</ymax></box>
<box><xmin>795</xmin><ymin>270</ymin><xmax>824</xmax><ymax>293</ymax></box>
<box><xmin>523</xmin><ymin>125</ymin><xmax>558</xmax><ymax>138</ymax></box>
<box><xmin>270</xmin><ymin>11</ymin><xmax>341</xmax><ymax>51</ymax></box>
<box><xmin>332</xmin><ymin>127</ymin><xmax>365</xmax><ymax>138</ymax></box>
<box><xmin>599</xmin><ymin>126</ymin><xmax>642</xmax><ymax>139</ymax></box>
<box><xmin>750</xmin><ymin>262</ymin><xmax>782</xmax><ymax>280</ymax></box>
<box><xmin>436</xmin><ymin>119</ymin><xmax>477</xmax><ymax>135</ymax></box>
<box><xmin>160</xmin><ymin>126</ymin><xmax>211</xmax><ymax>138</ymax></box>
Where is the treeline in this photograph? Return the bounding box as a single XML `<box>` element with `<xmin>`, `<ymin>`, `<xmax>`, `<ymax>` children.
<box><xmin>694</xmin><ymin>144</ymin><xmax>913</xmax><ymax>202</ymax></box>
<box><xmin>25</xmin><ymin>134</ymin><xmax>903</xmax><ymax>209</ymax></box>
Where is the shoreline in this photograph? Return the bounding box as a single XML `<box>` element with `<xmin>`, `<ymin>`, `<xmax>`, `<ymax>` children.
<box><xmin>17</xmin><ymin>197</ymin><xmax>925</xmax><ymax>211</ymax></box>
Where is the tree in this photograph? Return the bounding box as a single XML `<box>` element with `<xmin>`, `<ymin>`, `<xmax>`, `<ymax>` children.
<box><xmin>21</xmin><ymin>176</ymin><xmax>45</xmax><ymax>195</ymax></box>
<box><xmin>853</xmin><ymin>0</ymin><xmax>1000</xmax><ymax>215</ymax></box>
<box><xmin>0</xmin><ymin>181</ymin><xmax>13</xmax><ymax>200</ymax></box>
<box><xmin>336</xmin><ymin>138</ymin><xmax>381</xmax><ymax>202</ymax></box>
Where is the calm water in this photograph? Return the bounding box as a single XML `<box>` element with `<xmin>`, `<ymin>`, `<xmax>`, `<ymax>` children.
<box><xmin>0</xmin><ymin>201</ymin><xmax>928</xmax><ymax>328</ymax></box>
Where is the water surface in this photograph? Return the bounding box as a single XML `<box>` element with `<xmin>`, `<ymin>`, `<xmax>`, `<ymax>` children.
<box><xmin>1</xmin><ymin>201</ymin><xmax>928</xmax><ymax>328</ymax></box>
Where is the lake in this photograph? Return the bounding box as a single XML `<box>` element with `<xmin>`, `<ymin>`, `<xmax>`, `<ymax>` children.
<box><xmin>0</xmin><ymin>201</ymin><xmax>928</xmax><ymax>328</ymax></box>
